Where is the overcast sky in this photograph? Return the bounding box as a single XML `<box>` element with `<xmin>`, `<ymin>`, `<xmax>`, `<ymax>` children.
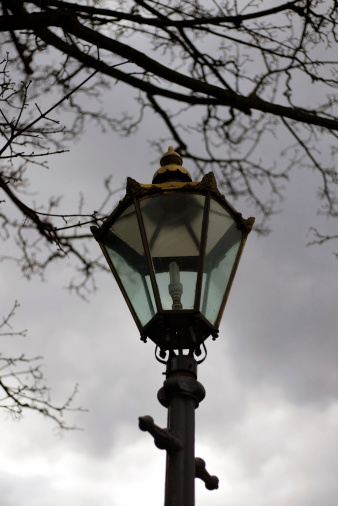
<box><xmin>1</xmin><ymin>11</ymin><xmax>338</xmax><ymax>506</ymax></box>
<box><xmin>1</xmin><ymin>102</ymin><xmax>337</xmax><ymax>506</ymax></box>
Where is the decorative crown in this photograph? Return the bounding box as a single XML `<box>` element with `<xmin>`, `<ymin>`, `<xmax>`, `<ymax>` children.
<box><xmin>152</xmin><ymin>146</ymin><xmax>192</xmax><ymax>183</ymax></box>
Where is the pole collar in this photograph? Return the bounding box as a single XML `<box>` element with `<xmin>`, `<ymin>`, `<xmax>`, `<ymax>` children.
<box><xmin>158</xmin><ymin>375</ymin><xmax>206</xmax><ymax>408</ymax></box>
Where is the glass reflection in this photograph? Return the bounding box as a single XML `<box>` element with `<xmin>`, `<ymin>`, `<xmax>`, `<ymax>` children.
<box><xmin>140</xmin><ymin>194</ymin><xmax>205</xmax><ymax>309</ymax></box>
<box><xmin>102</xmin><ymin>204</ymin><xmax>156</xmax><ymax>327</ymax></box>
<box><xmin>200</xmin><ymin>198</ymin><xmax>242</xmax><ymax>324</ymax></box>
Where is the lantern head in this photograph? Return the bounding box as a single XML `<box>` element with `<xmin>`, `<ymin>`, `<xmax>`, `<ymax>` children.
<box><xmin>91</xmin><ymin>147</ymin><xmax>254</xmax><ymax>359</ymax></box>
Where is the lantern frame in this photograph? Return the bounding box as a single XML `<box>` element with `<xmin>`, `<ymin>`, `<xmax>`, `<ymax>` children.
<box><xmin>91</xmin><ymin>172</ymin><xmax>254</xmax><ymax>357</ymax></box>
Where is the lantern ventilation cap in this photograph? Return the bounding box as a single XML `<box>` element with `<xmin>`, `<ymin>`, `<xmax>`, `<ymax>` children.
<box><xmin>152</xmin><ymin>146</ymin><xmax>192</xmax><ymax>184</ymax></box>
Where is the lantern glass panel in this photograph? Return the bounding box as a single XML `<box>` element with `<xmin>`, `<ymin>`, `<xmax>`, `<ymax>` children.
<box><xmin>200</xmin><ymin>198</ymin><xmax>242</xmax><ymax>324</ymax></box>
<box><xmin>102</xmin><ymin>204</ymin><xmax>156</xmax><ymax>327</ymax></box>
<box><xmin>140</xmin><ymin>194</ymin><xmax>205</xmax><ymax>310</ymax></box>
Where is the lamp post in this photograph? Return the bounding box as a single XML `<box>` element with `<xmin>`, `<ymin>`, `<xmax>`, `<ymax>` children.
<box><xmin>91</xmin><ymin>147</ymin><xmax>254</xmax><ymax>505</ymax></box>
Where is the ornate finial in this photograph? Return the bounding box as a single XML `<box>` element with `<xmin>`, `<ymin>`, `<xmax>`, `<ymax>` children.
<box><xmin>153</xmin><ymin>146</ymin><xmax>192</xmax><ymax>184</ymax></box>
<box><xmin>160</xmin><ymin>146</ymin><xmax>183</xmax><ymax>167</ymax></box>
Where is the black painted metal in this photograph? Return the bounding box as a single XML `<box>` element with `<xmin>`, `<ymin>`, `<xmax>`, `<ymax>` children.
<box><xmin>195</xmin><ymin>457</ymin><xmax>219</xmax><ymax>490</ymax></box>
<box><xmin>142</xmin><ymin>310</ymin><xmax>217</xmax><ymax>353</ymax></box>
<box><xmin>139</xmin><ymin>354</ymin><xmax>219</xmax><ymax>504</ymax></box>
<box><xmin>157</xmin><ymin>356</ymin><xmax>206</xmax><ymax>506</ymax></box>
<box><xmin>138</xmin><ymin>415</ymin><xmax>183</xmax><ymax>453</ymax></box>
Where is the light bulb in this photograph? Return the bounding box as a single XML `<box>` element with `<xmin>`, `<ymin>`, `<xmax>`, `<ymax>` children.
<box><xmin>168</xmin><ymin>262</ymin><xmax>183</xmax><ymax>309</ymax></box>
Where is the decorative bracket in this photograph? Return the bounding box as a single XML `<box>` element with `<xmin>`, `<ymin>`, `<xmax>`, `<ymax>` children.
<box><xmin>195</xmin><ymin>457</ymin><xmax>219</xmax><ymax>490</ymax></box>
<box><xmin>138</xmin><ymin>415</ymin><xmax>183</xmax><ymax>453</ymax></box>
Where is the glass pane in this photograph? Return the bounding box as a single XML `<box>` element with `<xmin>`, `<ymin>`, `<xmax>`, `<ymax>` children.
<box><xmin>200</xmin><ymin>198</ymin><xmax>243</xmax><ymax>325</ymax></box>
<box><xmin>102</xmin><ymin>204</ymin><xmax>156</xmax><ymax>327</ymax></box>
<box><xmin>140</xmin><ymin>194</ymin><xmax>205</xmax><ymax>310</ymax></box>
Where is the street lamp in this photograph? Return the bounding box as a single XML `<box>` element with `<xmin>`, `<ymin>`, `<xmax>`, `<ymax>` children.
<box><xmin>91</xmin><ymin>147</ymin><xmax>254</xmax><ymax>505</ymax></box>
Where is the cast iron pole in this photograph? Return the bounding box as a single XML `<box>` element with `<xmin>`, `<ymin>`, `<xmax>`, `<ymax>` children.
<box><xmin>139</xmin><ymin>355</ymin><xmax>219</xmax><ymax>505</ymax></box>
<box><xmin>158</xmin><ymin>355</ymin><xmax>205</xmax><ymax>506</ymax></box>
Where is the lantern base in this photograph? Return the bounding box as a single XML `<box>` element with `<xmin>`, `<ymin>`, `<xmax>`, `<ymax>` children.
<box><xmin>140</xmin><ymin>310</ymin><xmax>218</xmax><ymax>355</ymax></box>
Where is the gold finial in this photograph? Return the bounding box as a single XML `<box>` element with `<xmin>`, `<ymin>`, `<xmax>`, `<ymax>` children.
<box><xmin>153</xmin><ymin>146</ymin><xmax>192</xmax><ymax>184</ymax></box>
<box><xmin>160</xmin><ymin>146</ymin><xmax>183</xmax><ymax>167</ymax></box>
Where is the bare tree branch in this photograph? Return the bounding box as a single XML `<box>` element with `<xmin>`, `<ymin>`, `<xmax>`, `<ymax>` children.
<box><xmin>0</xmin><ymin>301</ymin><xmax>85</xmax><ymax>429</ymax></box>
<box><xmin>0</xmin><ymin>0</ymin><xmax>337</xmax><ymax>287</ymax></box>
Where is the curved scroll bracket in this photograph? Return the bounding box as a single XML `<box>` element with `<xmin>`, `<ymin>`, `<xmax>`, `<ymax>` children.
<box><xmin>138</xmin><ymin>415</ymin><xmax>183</xmax><ymax>453</ymax></box>
<box><xmin>193</xmin><ymin>341</ymin><xmax>208</xmax><ymax>364</ymax></box>
<box><xmin>195</xmin><ymin>457</ymin><xmax>219</xmax><ymax>490</ymax></box>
